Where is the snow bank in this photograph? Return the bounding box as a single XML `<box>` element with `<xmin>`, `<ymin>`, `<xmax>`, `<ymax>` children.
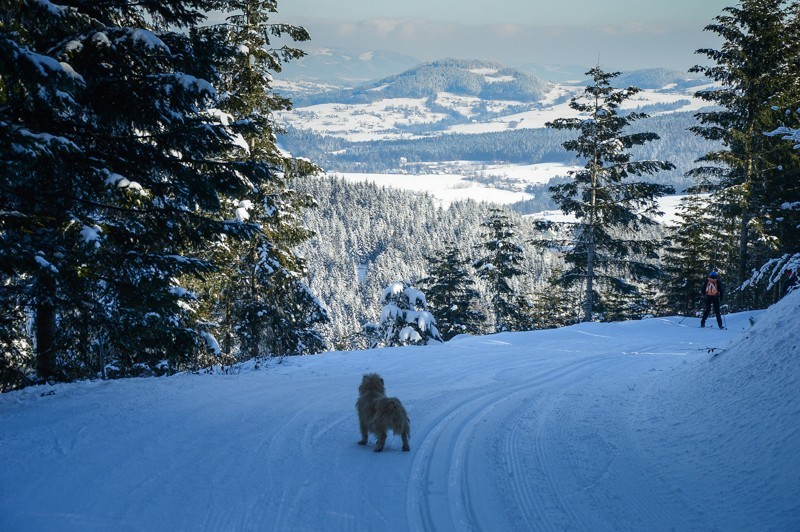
<box><xmin>632</xmin><ymin>290</ymin><xmax>800</xmax><ymax>530</ymax></box>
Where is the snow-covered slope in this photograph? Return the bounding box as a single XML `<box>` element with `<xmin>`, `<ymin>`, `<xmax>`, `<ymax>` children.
<box><xmin>277</xmin><ymin>62</ymin><xmax>709</xmax><ymax>142</ymax></box>
<box><xmin>2</xmin><ymin>293</ymin><xmax>798</xmax><ymax>531</ymax></box>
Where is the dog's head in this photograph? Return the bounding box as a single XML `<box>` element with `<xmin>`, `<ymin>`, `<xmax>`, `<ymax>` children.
<box><xmin>359</xmin><ymin>373</ymin><xmax>385</xmax><ymax>395</ymax></box>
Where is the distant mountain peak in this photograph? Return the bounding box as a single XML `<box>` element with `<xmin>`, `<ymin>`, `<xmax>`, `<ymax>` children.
<box><xmin>347</xmin><ymin>58</ymin><xmax>551</xmax><ymax>103</ymax></box>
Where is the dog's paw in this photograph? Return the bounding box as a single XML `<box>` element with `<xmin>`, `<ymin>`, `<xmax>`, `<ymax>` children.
<box><xmin>357</xmin><ymin>439</ymin><xmax>367</xmax><ymax>445</ymax></box>
<box><xmin>402</xmin><ymin>446</ymin><xmax>410</xmax><ymax>452</ymax></box>
<box><xmin>373</xmin><ymin>446</ymin><xmax>384</xmax><ymax>452</ymax></box>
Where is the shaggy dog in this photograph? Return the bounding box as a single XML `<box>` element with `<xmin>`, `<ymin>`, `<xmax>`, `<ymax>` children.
<box><xmin>356</xmin><ymin>373</ymin><xmax>410</xmax><ymax>452</ymax></box>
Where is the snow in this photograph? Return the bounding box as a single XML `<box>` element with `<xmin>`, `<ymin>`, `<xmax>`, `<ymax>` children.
<box><xmin>129</xmin><ymin>29</ymin><xmax>170</xmax><ymax>53</ymax></box>
<box><xmin>335</xmin><ymin>171</ymin><xmax>535</xmax><ymax>208</ymax></box>
<box><xmin>278</xmin><ymin>82</ymin><xmax>710</xmax><ymax>141</ymax></box>
<box><xmin>382</xmin><ymin>281</ymin><xmax>405</xmax><ymax>301</ymax></box>
<box><xmin>79</xmin><ymin>225</ymin><xmax>102</xmax><ymax>247</ymax></box>
<box><xmin>335</xmin><ymin>171</ymin><xmax>686</xmax><ymax>223</ymax></box>
<box><xmin>284</xmin><ymin>99</ymin><xmax>450</xmax><ymax>142</ymax></box>
<box><xmin>57</xmin><ymin>61</ymin><xmax>84</xmax><ymax>82</ymax></box>
<box><xmin>91</xmin><ymin>31</ymin><xmax>111</xmax><ymax>48</ymax></box>
<box><xmin>175</xmin><ymin>74</ymin><xmax>216</xmax><ymax>98</ymax></box>
<box><xmin>399</xmin><ymin>326</ymin><xmax>422</xmax><ymax>344</ymax></box>
<box><xmin>33</xmin><ymin>0</ymin><xmax>68</xmax><ymax>16</ymax></box>
<box><xmin>200</xmin><ymin>332</ymin><xmax>221</xmax><ymax>356</ymax></box>
<box><xmin>2</xmin><ymin>292</ymin><xmax>798</xmax><ymax>531</ymax></box>
<box><xmin>33</xmin><ymin>255</ymin><xmax>58</xmax><ymax>273</ymax></box>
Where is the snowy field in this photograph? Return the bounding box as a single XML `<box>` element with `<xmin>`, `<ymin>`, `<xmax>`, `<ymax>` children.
<box><xmin>334</xmin><ymin>161</ymin><xmax>581</xmax><ymax>209</ymax></box>
<box><xmin>334</xmin><ymin>169</ymin><xmax>689</xmax><ymax>224</ymax></box>
<box><xmin>2</xmin><ymin>292</ymin><xmax>798</xmax><ymax>531</ymax></box>
<box><xmin>278</xmin><ymin>82</ymin><xmax>710</xmax><ymax>141</ymax></box>
<box><xmin>335</xmin><ymin>171</ymin><xmax>537</xmax><ymax>208</ymax></box>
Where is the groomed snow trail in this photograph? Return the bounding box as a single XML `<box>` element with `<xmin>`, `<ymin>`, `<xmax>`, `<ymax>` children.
<box><xmin>3</xmin><ymin>308</ymin><xmax>797</xmax><ymax>531</ymax></box>
<box><xmin>402</xmin><ymin>323</ymin><xmax>719</xmax><ymax>531</ymax></box>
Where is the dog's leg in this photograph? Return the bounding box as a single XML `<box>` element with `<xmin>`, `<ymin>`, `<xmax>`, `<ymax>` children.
<box><xmin>401</xmin><ymin>431</ymin><xmax>410</xmax><ymax>452</ymax></box>
<box><xmin>358</xmin><ymin>419</ymin><xmax>368</xmax><ymax>445</ymax></box>
<box><xmin>374</xmin><ymin>431</ymin><xmax>386</xmax><ymax>452</ymax></box>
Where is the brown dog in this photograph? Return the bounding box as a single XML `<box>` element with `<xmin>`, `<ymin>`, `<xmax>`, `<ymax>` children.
<box><xmin>356</xmin><ymin>373</ymin><xmax>410</xmax><ymax>452</ymax></box>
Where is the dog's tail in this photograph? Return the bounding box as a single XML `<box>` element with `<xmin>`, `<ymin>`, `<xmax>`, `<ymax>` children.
<box><xmin>380</xmin><ymin>398</ymin><xmax>410</xmax><ymax>433</ymax></box>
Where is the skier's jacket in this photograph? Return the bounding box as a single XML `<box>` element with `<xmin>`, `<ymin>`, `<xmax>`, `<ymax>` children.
<box><xmin>700</xmin><ymin>277</ymin><xmax>724</xmax><ymax>299</ymax></box>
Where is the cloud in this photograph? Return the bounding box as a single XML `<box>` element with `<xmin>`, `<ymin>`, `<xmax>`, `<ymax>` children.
<box><xmin>289</xmin><ymin>16</ymin><xmax>721</xmax><ymax>72</ymax></box>
<box><xmin>333</xmin><ymin>17</ymin><xmax>455</xmax><ymax>40</ymax></box>
<box><xmin>492</xmin><ymin>23</ymin><xmax>524</xmax><ymax>37</ymax></box>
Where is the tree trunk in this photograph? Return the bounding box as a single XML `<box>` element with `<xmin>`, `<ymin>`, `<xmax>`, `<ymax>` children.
<box><xmin>585</xmin><ymin>241</ymin><xmax>595</xmax><ymax>322</ymax></box>
<box><xmin>737</xmin><ymin>140</ymin><xmax>754</xmax><ymax>310</ymax></box>
<box><xmin>35</xmin><ymin>277</ymin><xmax>57</xmax><ymax>380</ymax></box>
<box><xmin>737</xmin><ymin>208</ymin><xmax>749</xmax><ymax>309</ymax></box>
<box><xmin>585</xmin><ymin>144</ymin><xmax>599</xmax><ymax>323</ymax></box>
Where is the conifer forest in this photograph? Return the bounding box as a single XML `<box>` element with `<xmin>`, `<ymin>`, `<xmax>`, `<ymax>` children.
<box><xmin>2</xmin><ymin>0</ymin><xmax>800</xmax><ymax>390</ymax></box>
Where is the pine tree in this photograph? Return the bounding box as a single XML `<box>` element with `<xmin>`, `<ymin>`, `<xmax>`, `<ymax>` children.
<box><xmin>747</xmin><ymin>105</ymin><xmax>800</xmax><ymax>296</ymax></box>
<box><xmin>0</xmin><ymin>0</ymin><xmax>320</xmax><ymax>383</ymax></box>
<box><xmin>474</xmin><ymin>208</ymin><xmax>530</xmax><ymax>332</ymax></box>
<box><xmin>661</xmin><ymin>194</ymin><xmax>719</xmax><ymax>316</ymax></box>
<box><xmin>545</xmin><ymin>66</ymin><xmax>675</xmax><ymax>322</ymax></box>
<box><xmin>198</xmin><ymin>1</ymin><xmax>329</xmax><ymax>360</ymax></box>
<box><xmin>530</xmin><ymin>268</ymin><xmax>578</xmax><ymax>328</ymax></box>
<box><xmin>370</xmin><ymin>281</ymin><xmax>442</xmax><ymax>348</ymax></box>
<box><xmin>689</xmin><ymin>0</ymin><xmax>800</xmax><ymax>308</ymax></box>
<box><xmin>419</xmin><ymin>243</ymin><xmax>487</xmax><ymax>340</ymax></box>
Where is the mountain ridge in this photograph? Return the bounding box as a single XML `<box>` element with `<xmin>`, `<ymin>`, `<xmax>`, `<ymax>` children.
<box><xmin>291</xmin><ymin>58</ymin><xmax>552</xmax><ymax>107</ymax></box>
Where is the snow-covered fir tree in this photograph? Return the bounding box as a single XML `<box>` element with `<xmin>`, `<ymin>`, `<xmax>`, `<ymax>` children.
<box><xmin>419</xmin><ymin>243</ymin><xmax>487</xmax><ymax>340</ymax></box>
<box><xmin>688</xmin><ymin>0</ymin><xmax>800</xmax><ymax>308</ymax></box>
<box><xmin>474</xmin><ymin>208</ymin><xmax>531</xmax><ymax>332</ymax></box>
<box><xmin>197</xmin><ymin>0</ymin><xmax>329</xmax><ymax>361</ymax></box>
<box><xmin>365</xmin><ymin>281</ymin><xmax>442</xmax><ymax>348</ymax></box>
<box><xmin>529</xmin><ymin>267</ymin><xmax>580</xmax><ymax>329</ymax></box>
<box><xmin>0</xmin><ymin>0</ymin><xmax>324</xmax><ymax>385</ymax></box>
<box><xmin>545</xmin><ymin>66</ymin><xmax>675</xmax><ymax>322</ymax></box>
<box><xmin>746</xmin><ymin>108</ymin><xmax>800</xmax><ymax>296</ymax></box>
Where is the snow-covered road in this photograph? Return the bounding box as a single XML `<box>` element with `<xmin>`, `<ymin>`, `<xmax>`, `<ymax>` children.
<box><xmin>2</xmin><ymin>295</ymin><xmax>798</xmax><ymax>531</ymax></box>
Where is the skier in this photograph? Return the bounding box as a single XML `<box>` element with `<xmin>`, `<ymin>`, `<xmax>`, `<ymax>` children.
<box><xmin>700</xmin><ymin>271</ymin><xmax>724</xmax><ymax>329</ymax></box>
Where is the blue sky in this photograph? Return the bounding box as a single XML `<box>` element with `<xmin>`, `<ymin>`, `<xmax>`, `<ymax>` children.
<box><xmin>270</xmin><ymin>0</ymin><xmax>734</xmax><ymax>71</ymax></box>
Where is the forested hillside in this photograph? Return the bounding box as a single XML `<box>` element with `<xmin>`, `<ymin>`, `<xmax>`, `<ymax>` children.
<box><xmin>281</xmin><ymin>111</ymin><xmax>717</xmax><ymax>192</ymax></box>
<box><xmin>293</xmin><ymin>58</ymin><xmax>551</xmax><ymax>106</ymax></box>
<box><xmin>293</xmin><ymin>177</ymin><xmax>563</xmax><ymax>348</ymax></box>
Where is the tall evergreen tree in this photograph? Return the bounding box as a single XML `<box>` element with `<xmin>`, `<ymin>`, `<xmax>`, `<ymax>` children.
<box><xmin>419</xmin><ymin>243</ymin><xmax>487</xmax><ymax>340</ymax></box>
<box><xmin>199</xmin><ymin>0</ymin><xmax>329</xmax><ymax>360</ymax></box>
<box><xmin>747</xmin><ymin>107</ymin><xmax>800</xmax><ymax>295</ymax></box>
<box><xmin>689</xmin><ymin>0</ymin><xmax>800</xmax><ymax>308</ymax></box>
<box><xmin>0</xmin><ymin>0</ymin><xmax>322</xmax><ymax>384</ymax></box>
<box><xmin>545</xmin><ymin>66</ymin><xmax>675</xmax><ymax>322</ymax></box>
<box><xmin>474</xmin><ymin>208</ymin><xmax>530</xmax><ymax>332</ymax></box>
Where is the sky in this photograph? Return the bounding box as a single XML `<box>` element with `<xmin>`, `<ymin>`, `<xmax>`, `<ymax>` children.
<box><xmin>270</xmin><ymin>0</ymin><xmax>735</xmax><ymax>72</ymax></box>
<box><xmin>2</xmin><ymin>291</ymin><xmax>798</xmax><ymax>530</ymax></box>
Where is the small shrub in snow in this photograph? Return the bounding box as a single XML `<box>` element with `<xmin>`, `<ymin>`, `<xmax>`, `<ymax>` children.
<box><xmin>367</xmin><ymin>281</ymin><xmax>442</xmax><ymax>348</ymax></box>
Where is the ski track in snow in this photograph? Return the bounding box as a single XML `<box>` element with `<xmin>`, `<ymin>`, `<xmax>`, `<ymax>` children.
<box><xmin>407</xmin><ymin>354</ymin><xmax>627</xmax><ymax>531</ymax></box>
<box><xmin>2</xmin><ymin>298</ymin><xmax>799</xmax><ymax>531</ymax></box>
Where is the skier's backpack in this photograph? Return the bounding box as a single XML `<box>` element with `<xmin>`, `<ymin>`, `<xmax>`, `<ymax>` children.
<box><xmin>706</xmin><ymin>278</ymin><xmax>719</xmax><ymax>296</ymax></box>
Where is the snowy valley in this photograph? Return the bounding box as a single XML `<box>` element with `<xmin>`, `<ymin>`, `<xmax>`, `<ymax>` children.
<box><xmin>274</xmin><ymin>57</ymin><xmax>716</xmax><ymax>216</ymax></box>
